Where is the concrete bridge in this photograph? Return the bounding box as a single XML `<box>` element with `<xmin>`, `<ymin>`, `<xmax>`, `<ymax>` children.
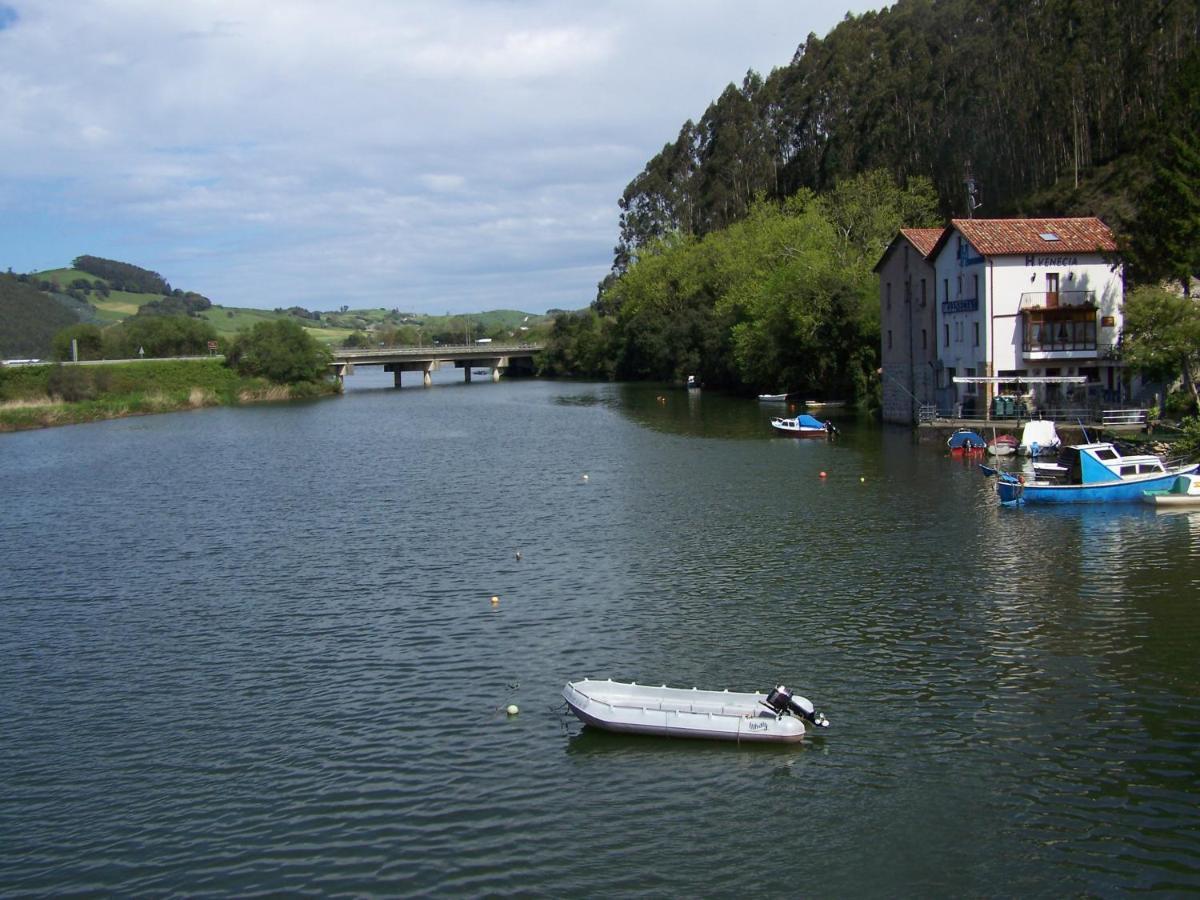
<box><xmin>329</xmin><ymin>342</ymin><xmax>542</xmax><ymax>387</ymax></box>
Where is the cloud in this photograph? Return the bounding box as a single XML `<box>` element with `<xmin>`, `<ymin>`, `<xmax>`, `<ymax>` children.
<box><xmin>0</xmin><ymin>0</ymin><xmax>885</xmax><ymax>312</ymax></box>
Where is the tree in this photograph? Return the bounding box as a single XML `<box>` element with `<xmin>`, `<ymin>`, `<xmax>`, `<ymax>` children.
<box><xmin>1120</xmin><ymin>285</ymin><xmax>1200</xmax><ymax>408</ymax></box>
<box><xmin>225</xmin><ymin>319</ymin><xmax>331</xmax><ymax>383</ymax></box>
<box><xmin>1127</xmin><ymin>50</ymin><xmax>1200</xmax><ymax>296</ymax></box>
<box><xmin>105</xmin><ymin>316</ymin><xmax>217</xmax><ymax>359</ymax></box>
<box><xmin>51</xmin><ymin>324</ymin><xmax>104</xmax><ymax>361</ymax></box>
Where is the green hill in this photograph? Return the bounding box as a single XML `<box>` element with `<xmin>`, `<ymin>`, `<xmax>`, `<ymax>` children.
<box><xmin>5</xmin><ymin>260</ymin><xmax>552</xmax><ymax>357</ymax></box>
<box><xmin>0</xmin><ymin>274</ymin><xmax>78</xmax><ymax>359</ymax></box>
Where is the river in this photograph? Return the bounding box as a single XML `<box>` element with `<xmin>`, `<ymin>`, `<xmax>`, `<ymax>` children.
<box><xmin>2</xmin><ymin>369</ymin><xmax>1199</xmax><ymax>896</ymax></box>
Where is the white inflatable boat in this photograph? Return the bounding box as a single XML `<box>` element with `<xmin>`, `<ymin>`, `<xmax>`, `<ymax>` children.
<box><xmin>562</xmin><ymin>679</ymin><xmax>829</xmax><ymax>743</ymax></box>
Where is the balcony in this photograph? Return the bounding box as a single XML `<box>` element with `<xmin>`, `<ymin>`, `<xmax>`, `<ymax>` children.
<box><xmin>1022</xmin><ymin>306</ymin><xmax>1098</xmax><ymax>355</ymax></box>
<box><xmin>1018</xmin><ymin>290</ymin><xmax>1096</xmax><ymax>311</ymax></box>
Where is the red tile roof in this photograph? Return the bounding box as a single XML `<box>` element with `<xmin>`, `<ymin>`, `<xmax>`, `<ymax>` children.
<box><xmin>900</xmin><ymin>227</ymin><xmax>944</xmax><ymax>258</ymax></box>
<box><xmin>873</xmin><ymin>227</ymin><xmax>946</xmax><ymax>271</ymax></box>
<box><xmin>936</xmin><ymin>217</ymin><xmax>1117</xmax><ymax>258</ymax></box>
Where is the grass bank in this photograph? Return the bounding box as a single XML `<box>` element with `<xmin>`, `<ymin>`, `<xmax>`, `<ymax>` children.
<box><xmin>0</xmin><ymin>359</ymin><xmax>340</xmax><ymax>432</ymax></box>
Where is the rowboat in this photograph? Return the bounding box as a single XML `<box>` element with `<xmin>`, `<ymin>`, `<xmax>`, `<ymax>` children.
<box><xmin>996</xmin><ymin>442</ymin><xmax>1198</xmax><ymax>505</ymax></box>
<box><xmin>770</xmin><ymin>413</ymin><xmax>833</xmax><ymax>438</ymax></box>
<box><xmin>1142</xmin><ymin>473</ymin><xmax>1200</xmax><ymax>508</ymax></box>
<box><xmin>562</xmin><ymin>679</ymin><xmax>829</xmax><ymax>743</ymax></box>
<box><xmin>758</xmin><ymin>393</ymin><xmax>791</xmax><ymax>402</ymax></box>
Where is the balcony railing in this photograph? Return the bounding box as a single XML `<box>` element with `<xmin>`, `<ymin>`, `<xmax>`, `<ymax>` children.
<box><xmin>1019</xmin><ymin>290</ymin><xmax>1096</xmax><ymax>310</ymax></box>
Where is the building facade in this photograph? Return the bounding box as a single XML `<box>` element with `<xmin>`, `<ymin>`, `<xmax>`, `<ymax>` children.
<box><xmin>927</xmin><ymin>218</ymin><xmax>1123</xmax><ymax>416</ymax></box>
<box><xmin>876</xmin><ymin>228</ymin><xmax>943</xmax><ymax>424</ymax></box>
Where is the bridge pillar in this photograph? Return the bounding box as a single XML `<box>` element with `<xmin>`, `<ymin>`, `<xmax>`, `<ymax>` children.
<box><xmin>464</xmin><ymin>367</ymin><xmax>472</xmax><ymax>383</ymax></box>
<box><xmin>393</xmin><ymin>369</ymin><xmax>404</xmax><ymax>388</ymax></box>
<box><xmin>492</xmin><ymin>367</ymin><xmax>501</xmax><ymax>382</ymax></box>
<box><xmin>423</xmin><ymin>365</ymin><xmax>432</xmax><ymax>387</ymax></box>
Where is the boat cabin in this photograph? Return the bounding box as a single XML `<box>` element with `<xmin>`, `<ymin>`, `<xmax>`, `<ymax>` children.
<box><xmin>1044</xmin><ymin>443</ymin><xmax>1167</xmax><ymax>485</ymax></box>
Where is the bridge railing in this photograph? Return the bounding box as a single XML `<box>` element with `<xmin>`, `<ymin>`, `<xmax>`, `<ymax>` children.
<box><xmin>332</xmin><ymin>343</ymin><xmax>541</xmax><ymax>358</ymax></box>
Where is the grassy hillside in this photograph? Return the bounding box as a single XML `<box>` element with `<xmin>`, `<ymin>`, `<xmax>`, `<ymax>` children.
<box><xmin>0</xmin><ymin>274</ymin><xmax>78</xmax><ymax>358</ymax></box>
<box><xmin>8</xmin><ymin>262</ymin><xmax>554</xmax><ymax>355</ymax></box>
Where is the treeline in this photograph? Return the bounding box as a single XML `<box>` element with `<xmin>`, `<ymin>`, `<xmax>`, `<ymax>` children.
<box><xmin>615</xmin><ymin>0</ymin><xmax>1200</xmax><ymax>267</ymax></box>
<box><xmin>73</xmin><ymin>255</ymin><xmax>171</xmax><ymax>295</ymax></box>
<box><xmin>542</xmin><ymin>171</ymin><xmax>939</xmax><ymax>401</ymax></box>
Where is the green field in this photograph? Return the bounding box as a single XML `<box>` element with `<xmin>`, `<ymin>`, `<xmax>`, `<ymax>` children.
<box><xmin>27</xmin><ymin>266</ymin><xmax>555</xmax><ymax>349</ymax></box>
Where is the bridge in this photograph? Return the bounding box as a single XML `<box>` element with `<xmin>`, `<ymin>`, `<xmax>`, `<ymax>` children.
<box><xmin>329</xmin><ymin>343</ymin><xmax>543</xmax><ymax>387</ymax></box>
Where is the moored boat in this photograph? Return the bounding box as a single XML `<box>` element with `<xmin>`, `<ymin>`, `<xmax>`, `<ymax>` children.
<box><xmin>1142</xmin><ymin>473</ymin><xmax>1200</xmax><ymax>508</ymax></box>
<box><xmin>1018</xmin><ymin>420</ymin><xmax>1061</xmax><ymax>457</ymax></box>
<box><xmin>947</xmin><ymin>429</ymin><xmax>986</xmax><ymax>454</ymax></box>
<box><xmin>770</xmin><ymin>412</ymin><xmax>834</xmax><ymax>438</ymax></box>
<box><xmin>758</xmin><ymin>392</ymin><xmax>791</xmax><ymax>402</ymax></box>
<box><xmin>562</xmin><ymin>679</ymin><xmax>829</xmax><ymax>743</ymax></box>
<box><xmin>996</xmin><ymin>442</ymin><xmax>1198</xmax><ymax>505</ymax></box>
<box><xmin>987</xmin><ymin>434</ymin><xmax>1018</xmax><ymax>456</ymax></box>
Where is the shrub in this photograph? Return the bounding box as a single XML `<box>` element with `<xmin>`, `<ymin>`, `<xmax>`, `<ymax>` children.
<box><xmin>225</xmin><ymin>319</ymin><xmax>331</xmax><ymax>384</ymax></box>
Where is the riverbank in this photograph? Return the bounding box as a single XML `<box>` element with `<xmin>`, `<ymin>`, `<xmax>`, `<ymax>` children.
<box><xmin>0</xmin><ymin>359</ymin><xmax>340</xmax><ymax>432</ymax></box>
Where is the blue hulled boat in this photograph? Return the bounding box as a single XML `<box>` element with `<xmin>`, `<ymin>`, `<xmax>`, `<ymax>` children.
<box><xmin>996</xmin><ymin>442</ymin><xmax>1198</xmax><ymax>505</ymax></box>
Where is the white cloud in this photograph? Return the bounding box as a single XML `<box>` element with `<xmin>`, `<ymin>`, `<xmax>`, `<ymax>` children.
<box><xmin>0</xmin><ymin>0</ymin><xmax>885</xmax><ymax>312</ymax></box>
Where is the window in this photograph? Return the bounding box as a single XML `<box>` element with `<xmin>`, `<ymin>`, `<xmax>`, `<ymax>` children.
<box><xmin>972</xmin><ymin>273</ymin><xmax>978</xmax><ymax>300</ymax></box>
<box><xmin>921</xmin><ymin>329</ymin><xmax>927</xmax><ymax>350</ymax></box>
<box><xmin>886</xmin><ymin>282</ymin><xmax>892</xmax><ymax>311</ymax></box>
<box><xmin>974</xmin><ymin>322</ymin><xmax>980</xmax><ymax>347</ymax></box>
<box><xmin>887</xmin><ymin>330</ymin><xmax>893</xmax><ymax>350</ymax></box>
<box><xmin>920</xmin><ymin>279</ymin><xmax>927</xmax><ymax>307</ymax></box>
<box><xmin>944</xmin><ymin>278</ymin><xmax>949</xmax><ymax>302</ymax></box>
<box><xmin>944</xmin><ymin>324</ymin><xmax>949</xmax><ymax>347</ymax></box>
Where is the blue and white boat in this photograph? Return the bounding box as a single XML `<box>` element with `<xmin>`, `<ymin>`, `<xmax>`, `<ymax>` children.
<box><xmin>996</xmin><ymin>442</ymin><xmax>1198</xmax><ymax>505</ymax></box>
<box><xmin>770</xmin><ymin>412</ymin><xmax>833</xmax><ymax>438</ymax></box>
<box><xmin>947</xmin><ymin>429</ymin><xmax>986</xmax><ymax>454</ymax></box>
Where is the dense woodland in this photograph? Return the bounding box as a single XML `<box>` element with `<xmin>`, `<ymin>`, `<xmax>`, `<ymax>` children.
<box><xmin>544</xmin><ymin>0</ymin><xmax>1200</xmax><ymax>408</ymax></box>
<box><xmin>613</xmin><ymin>0</ymin><xmax>1200</xmax><ymax>263</ymax></box>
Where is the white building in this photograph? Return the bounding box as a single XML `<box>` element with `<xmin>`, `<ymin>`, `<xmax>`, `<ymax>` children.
<box><xmin>926</xmin><ymin>217</ymin><xmax>1124</xmax><ymax>415</ymax></box>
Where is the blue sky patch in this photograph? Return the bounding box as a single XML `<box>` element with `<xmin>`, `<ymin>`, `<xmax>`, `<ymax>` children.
<box><xmin>0</xmin><ymin>5</ymin><xmax>17</xmax><ymax>30</ymax></box>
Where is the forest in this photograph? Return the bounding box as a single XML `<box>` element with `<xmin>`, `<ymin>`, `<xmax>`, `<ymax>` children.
<box><xmin>543</xmin><ymin>0</ymin><xmax>1200</xmax><ymax>404</ymax></box>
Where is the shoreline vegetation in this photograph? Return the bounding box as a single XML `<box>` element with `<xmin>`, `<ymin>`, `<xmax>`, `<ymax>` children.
<box><xmin>0</xmin><ymin>359</ymin><xmax>340</xmax><ymax>433</ymax></box>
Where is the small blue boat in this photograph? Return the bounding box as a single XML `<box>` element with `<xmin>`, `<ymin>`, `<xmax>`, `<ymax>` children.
<box><xmin>996</xmin><ymin>442</ymin><xmax>1198</xmax><ymax>505</ymax></box>
<box><xmin>947</xmin><ymin>429</ymin><xmax>986</xmax><ymax>453</ymax></box>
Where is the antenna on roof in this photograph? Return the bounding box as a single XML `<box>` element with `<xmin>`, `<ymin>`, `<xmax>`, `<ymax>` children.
<box><xmin>964</xmin><ymin>164</ymin><xmax>982</xmax><ymax>219</ymax></box>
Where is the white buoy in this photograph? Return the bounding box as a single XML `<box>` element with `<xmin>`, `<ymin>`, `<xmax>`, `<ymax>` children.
<box><xmin>490</xmin><ymin>595</ymin><xmax>500</xmax><ymax>605</ymax></box>
<box><xmin>581</xmin><ymin>474</ymin><xmax>589</xmax><ymax>482</ymax></box>
<box><xmin>515</xmin><ymin>550</ymin><xmax>522</xmax><ymax>561</ymax></box>
<box><xmin>506</xmin><ymin>704</ymin><xmax>519</xmax><ymax>716</ymax></box>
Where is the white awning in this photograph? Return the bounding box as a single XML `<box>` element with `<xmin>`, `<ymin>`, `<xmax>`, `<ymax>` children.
<box><xmin>951</xmin><ymin>375</ymin><xmax>1087</xmax><ymax>384</ymax></box>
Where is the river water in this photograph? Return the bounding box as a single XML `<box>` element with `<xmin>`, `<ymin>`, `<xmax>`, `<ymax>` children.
<box><xmin>2</xmin><ymin>369</ymin><xmax>1199</xmax><ymax>897</ymax></box>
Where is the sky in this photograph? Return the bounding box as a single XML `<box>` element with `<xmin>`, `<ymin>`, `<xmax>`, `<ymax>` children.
<box><xmin>0</xmin><ymin>1</ymin><xmax>884</xmax><ymax>314</ymax></box>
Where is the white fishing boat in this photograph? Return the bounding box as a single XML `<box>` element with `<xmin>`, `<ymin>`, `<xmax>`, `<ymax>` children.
<box><xmin>758</xmin><ymin>392</ymin><xmax>790</xmax><ymax>402</ymax></box>
<box><xmin>1142</xmin><ymin>473</ymin><xmax>1200</xmax><ymax>508</ymax></box>
<box><xmin>562</xmin><ymin>679</ymin><xmax>829</xmax><ymax>743</ymax></box>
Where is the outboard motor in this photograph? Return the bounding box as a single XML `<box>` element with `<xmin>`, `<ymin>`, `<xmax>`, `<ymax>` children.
<box><xmin>764</xmin><ymin>685</ymin><xmax>830</xmax><ymax>727</ymax></box>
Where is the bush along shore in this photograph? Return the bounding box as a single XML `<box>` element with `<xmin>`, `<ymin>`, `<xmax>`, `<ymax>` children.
<box><xmin>0</xmin><ymin>359</ymin><xmax>341</xmax><ymax>432</ymax></box>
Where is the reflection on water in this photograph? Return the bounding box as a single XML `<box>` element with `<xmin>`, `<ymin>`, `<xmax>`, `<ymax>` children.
<box><xmin>1</xmin><ymin>377</ymin><xmax>1199</xmax><ymax>896</ymax></box>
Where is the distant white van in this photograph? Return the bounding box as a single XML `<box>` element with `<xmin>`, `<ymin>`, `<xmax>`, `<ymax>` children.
<box><xmin>474</xmin><ymin>338</ymin><xmax>493</xmax><ymax>344</ymax></box>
